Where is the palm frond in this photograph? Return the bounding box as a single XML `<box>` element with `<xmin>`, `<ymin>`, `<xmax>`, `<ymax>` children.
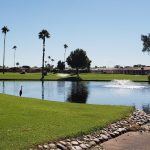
<box><xmin>1</xmin><ymin>26</ymin><xmax>9</xmax><ymax>34</ymax></box>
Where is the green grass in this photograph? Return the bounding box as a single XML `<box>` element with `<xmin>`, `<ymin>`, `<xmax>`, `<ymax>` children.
<box><xmin>79</xmin><ymin>73</ymin><xmax>148</xmax><ymax>81</ymax></box>
<box><xmin>0</xmin><ymin>94</ymin><xmax>133</xmax><ymax>150</ymax></box>
<box><xmin>0</xmin><ymin>72</ymin><xmax>148</xmax><ymax>81</ymax></box>
<box><xmin>0</xmin><ymin>73</ymin><xmax>60</xmax><ymax>80</ymax></box>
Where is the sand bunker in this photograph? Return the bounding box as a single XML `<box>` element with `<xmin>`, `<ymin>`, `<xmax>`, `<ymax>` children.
<box><xmin>57</xmin><ymin>73</ymin><xmax>70</xmax><ymax>77</ymax></box>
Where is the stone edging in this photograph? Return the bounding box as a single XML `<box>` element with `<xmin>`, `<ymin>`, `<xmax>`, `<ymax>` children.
<box><xmin>30</xmin><ymin>110</ymin><xmax>150</xmax><ymax>150</ymax></box>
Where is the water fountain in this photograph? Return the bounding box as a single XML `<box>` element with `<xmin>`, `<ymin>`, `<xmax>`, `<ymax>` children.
<box><xmin>104</xmin><ymin>80</ymin><xmax>147</xmax><ymax>89</ymax></box>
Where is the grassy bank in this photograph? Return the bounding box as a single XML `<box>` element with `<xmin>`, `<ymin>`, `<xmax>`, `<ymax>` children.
<box><xmin>0</xmin><ymin>72</ymin><xmax>148</xmax><ymax>81</ymax></box>
<box><xmin>0</xmin><ymin>94</ymin><xmax>133</xmax><ymax>149</ymax></box>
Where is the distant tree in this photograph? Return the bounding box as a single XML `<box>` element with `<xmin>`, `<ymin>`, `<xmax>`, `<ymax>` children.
<box><xmin>57</xmin><ymin>60</ymin><xmax>65</xmax><ymax>71</ymax></box>
<box><xmin>16</xmin><ymin>62</ymin><xmax>19</xmax><ymax>67</ymax></box>
<box><xmin>39</xmin><ymin>29</ymin><xmax>50</xmax><ymax>80</ymax></box>
<box><xmin>114</xmin><ymin>65</ymin><xmax>121</xmax><ymax>68</ymax></box>
<box><xmin>48</xmin><ymin>56</ymin><xmax>51</xmax><ymax>64</ymax></box>
<box><xmin>64</xmin><ymin>44</ymin><xmax>68</xmax><ymax>62</ymax></box>
<box><xmin>2</xmin><ymin>26</ymin><xmax>10</xmax><ymax>74</ymax></box>
<box><xmin>66</xmin><ymin>48</ymin><xmax>91</xmax><ymax>76</ymax></box>
<box><xmin>45</xmin><ymin>61</ymin><xmax>47</xmax><ymax>66</ymax></box>
<box><xmin>86</xmin><ymin>59</ymin><xmax>92</xmax><ymax>72</ymax></box>
<box><xmin>12</xmin><ymin>45</ymin><xmax>17</xmax><ymax>67</ymax></box>
<box><xmin>51</xmin><ymin>58</ymin><xmax>54</xmax><ymax>66</ymax></box>
<box><xmin>141</xmin><ymin>34</ymin><xmax>150</xmax><ymax>53</ymax></box>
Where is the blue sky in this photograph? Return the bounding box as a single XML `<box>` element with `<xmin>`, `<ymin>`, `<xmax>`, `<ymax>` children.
<box><xmin>0</xmin><ymin>0</ymin><xmax>150</xmax><ymax>67</ymax></box>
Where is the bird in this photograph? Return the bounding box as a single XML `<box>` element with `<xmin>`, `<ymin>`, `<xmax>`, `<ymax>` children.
<box><xmin>19</xmin><ymin>86</ymin><xmax>23</xmax><ymax>96</ymax></box>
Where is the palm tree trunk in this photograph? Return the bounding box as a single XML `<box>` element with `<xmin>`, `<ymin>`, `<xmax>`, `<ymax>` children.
<box><xmin>76</xmin><ymin>67</ymin><xmax>79</xmax><ymax>78</ymax></box>
<box><xmin>64</xmin><ymin>48</ymin><xmax>66</xmax><ymax>62</ymax></box>
<box><xmin>3</xmin><ymin>34</ymin><xmax>6</xmax><ymax>74</ymax></box>
<box><xmin>41</xmin><ymin>39</ymin><xmax>45</xmax><ymax>80</ymax></box>
<box><xmin>14</xmin><ymin>50</ymin><xmax>16</xmax><ymax>68</ymax></box>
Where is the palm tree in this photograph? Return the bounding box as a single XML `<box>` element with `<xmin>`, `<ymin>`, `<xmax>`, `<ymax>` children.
<box><xmin>12</xmin><ymin>45</ymin><xmax>17</xmax><ymax>67</ymax></box>
<box><xmin>39</xmin><ymin>29</ymin><xmax>50</xmax><ymax>80</ymax></box>
<box><xmin>1</xmin><ymin>26</ymin><xmax>10</xmax><ymax>74</ymax></box>
<box><xmin>64</xmin><ymin>44</ymin><xmax>68</xmax><ymax>62</ymax></box>
<box><xmin>48</xmin><ymin>56</ymin><xmax>51</xmax><ymax>64</ymax></box>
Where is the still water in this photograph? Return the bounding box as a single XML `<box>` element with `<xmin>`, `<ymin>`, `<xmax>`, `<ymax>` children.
<box><xmin>0</xmin><ymin>80</ymin><xmax>150</xmax><ymax>111</ymax></box>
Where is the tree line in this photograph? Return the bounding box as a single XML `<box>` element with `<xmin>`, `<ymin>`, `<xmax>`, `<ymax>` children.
<box><xmin>1</xmin><ymin>27</ymin><xmax>91</xmax><ymax>80</ymax></box>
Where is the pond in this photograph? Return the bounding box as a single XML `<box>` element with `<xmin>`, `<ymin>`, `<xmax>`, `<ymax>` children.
<box><xmin>0</xmin><ymin>80</ymin><xmax>150</xmax><ymax>112</ymax></box>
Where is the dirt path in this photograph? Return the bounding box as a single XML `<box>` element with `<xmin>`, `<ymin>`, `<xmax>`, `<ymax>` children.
<box><xmin>102</xmin><ymin>131</ymin><xmax>150</xmax><ymax>150</ymax></box>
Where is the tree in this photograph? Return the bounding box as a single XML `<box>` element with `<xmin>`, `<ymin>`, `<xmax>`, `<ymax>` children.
<box><xmin>1</xmin><ymin>26</ymin><xmax>9</xmax><ymax>74</ymax></box>
<box><xmin>48</xmin><ymin>56</ymin><xmax>51</xmax><ymax>64</ymax></box>
<box><xmin>86</xmin><ymin>58</ymin><xmax>92</xmax><ymax>72</ymax></box>
<box><xmin>66</xmin><ymin>48</ymin><xmax>91</xmax><ymax>76</ymax></box>
<box><xmin>57</xmin><ymin>60</ymin><xmax>65</xmax><ymax>71</ymax></box>
<box><xmin>64</xmin><ymin>44</ymin><xmax>68</xmax><ymax>62</ymax></box>
<box><xmin>39</xmin><ymin>29</ymin><xmax>50</xmax><ymax>80</ymax></box>
<box><xmin>12</xmin><ymin>45</ymin><xmax>17</xmax><ymax>67</ymax></box>
<box><xmin>141</xmin><ymin>34</ymin><xmax>150</xmax><ymax>52</ymax></box>
<box><xmin>16</xmin><ymin>62</ymin><xmax>19</xmax><ymax>67</ymax></box>
<box><xmin>51</xmin><ymin>58</ymin><xmax>54</xmax><ymax>66</ymax></box>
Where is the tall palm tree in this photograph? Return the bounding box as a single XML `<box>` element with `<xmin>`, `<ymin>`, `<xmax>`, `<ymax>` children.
<box><xmin>2</xmin><ymin>26</ymin><xmax>10</xmax><ymax>74</ymax></box>
<box><xmin>39</xmin><ymin>29</ymin><xmax>50</xmax><ymax>80</ymax></box>
<box><xmin>64</xmin><ymin>44</ymin><xmax>68</xmax><ymax>62</ymax></box>
<box><xmin>48</xmin><ymin>56</ymin><xmax>51</xmax><ymax>64</ymax></box>
<box><xmin>12</xmin><ymin>45</ymin><xmax>17</xmax><ymax>67</ymax></box>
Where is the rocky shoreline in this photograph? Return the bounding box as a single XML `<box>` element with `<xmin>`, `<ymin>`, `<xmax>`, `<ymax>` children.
<box><xmin>30</xmin><ymin>110</ymin><xmax>150</xmax><ymax>150</ymax></box>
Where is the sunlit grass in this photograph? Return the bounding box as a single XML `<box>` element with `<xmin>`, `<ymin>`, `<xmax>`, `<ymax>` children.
<box><xmin>0</xmin><ymin>93</ymin><xmax>133</xmax><ymax>149</ymax></box>
<box><xmin>0</xmin><ymin>72</ymin><xmax>148</xmax><ymax>81</ymax></box>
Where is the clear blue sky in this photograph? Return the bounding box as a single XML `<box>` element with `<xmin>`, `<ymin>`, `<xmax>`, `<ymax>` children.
<box><xmin>0</xmin><ymin>0</ymin><xmax>150</xmax><ymax>67</ymax></box>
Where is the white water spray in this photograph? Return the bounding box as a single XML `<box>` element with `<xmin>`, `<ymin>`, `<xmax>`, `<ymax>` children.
<box><xmin>105</xmin><ymin>80</ymin><xmax>146</xmax><ymax>89</ymax></box>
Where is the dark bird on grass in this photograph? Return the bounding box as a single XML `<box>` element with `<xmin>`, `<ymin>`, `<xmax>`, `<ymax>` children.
<box><xmin>19</xmin><ymin>86</ymin><xmax>23</xmax><ymax>96</ymax></box>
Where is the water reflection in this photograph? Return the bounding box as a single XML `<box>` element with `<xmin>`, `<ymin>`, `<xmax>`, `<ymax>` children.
<box><xmin>142</xmin><ymin>104</ymin><xmax>150</xmax><ymax>114</ymax></box>
<box><xmin>67</xmin><ymin>82</ymin><xmax>89</xmax><ymax>103</ymax></box>
<box><xmin>42</xmin><ymin>81</ymin><xmax>44</xmax><ymax>100</ymax></box>
<box><xmin>2</xmin><ymin>81</ymin><xmax>5</xmax><ymax>93</ymax></box>
<box><xmin>0</xmin><ymin>81</ymin><xmax>150</xmax><ymax>110</ymax></box>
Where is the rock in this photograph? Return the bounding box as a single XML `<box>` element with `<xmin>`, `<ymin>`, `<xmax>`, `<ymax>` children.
<box><xmin>37</xmin><ymin>145</ymin><xmax>43</xmax><ymax>149</ymax></box>
<box><xmin>89</xmin><ymin>141</ymin><xmax>96</xmax><ymax>147</ymax></box>
<box><xmin>110</xmin><ymin>132</ymin><xmax>116</xmax><ymax>138</ymax></box>
<box><xmin>77</xmin><ymin>140</ymin><xmax>82</xmax><ymax>144</ymax></box>
<box><xmin>71</xmin><ymin>141</ymin><xmax>79</xmax><ymax>145</ymax></box>
<box><xmin>80</xmin><ymin>143</ymin><xmax>87</xmax><ymax>149</ymax></box>
<box><xmin>66</xmin><ymin>139</ymin><xmax>71</xmax><ymax>142</ymax></box>
<box><xmin>59</xmin><ymin>141</ymin><xmax>67</xmax><ymax>146</ymax></box>
<box><xmin>68</xmin><ymin>146</ymin><xmax>76</xmax><ymax>150</ymax></box>
<box><xmin>93</xmin><ymin>138</ymin><xmax>100</xmax><ymax>143</ymax></box>
<box><xmin>113</xmin><ymin>131</ymin><xmax>120</xmax><ymax>136</ymax></box>
<box><xmin>57</xmin><ymin>143</ymin><xmax>67</xmax><ymax>150</ymax></box>
<box><xmin>49</xmin><ymin>143</ymin><xmax>56</xmax><ymax>149</ymax></box>
<box><xmin>98</xmin><ymin>136</ymin><xmax>104</xmax><ymax>142</ymax></box>
<box><xmin>43</xmin><ymin>144</ymin><xmax>49</xmax><ymax>149</ymax></box>
<box><xmin>100</xmin><ymin>134</ymin><xmax>108</xmax><ymax>140</ymax></box>
<box><xmin>66</xmin><ymin>142</ymin><xmax>72</xmax><ymax>146</ymax></box>
<box><xmin>85</xmin><ymin>144</ymin><xmax>90</xmax><ymax>148</ymax></box>
<box><xmin>117</xmin><ymin>128</ymin><xmax>126</xmax><ymax>133</ymax></box>
<box><xmin>74</xmin><ymin>146</ymin><xmax>82</xmax><ymax>150</ymax></box>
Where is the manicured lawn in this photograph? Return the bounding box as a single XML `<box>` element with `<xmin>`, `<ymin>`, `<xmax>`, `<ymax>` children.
<box><xmin>0</xmin><ymin>94</ymin><xmax>133</xmax><ymax>150</ymax></box>
<box><xmin>0</xmin><ymin>72</ymin><xmax>148</xmax><ymax>81</ymax></box>
<box><xmin>0</xmin><ymin>73</ymin><xmax>60</xmax><ymax>80</ymax></box>
<box><xmin>80</xmin><ymin>73</ymin><xmax>148</xmax><ymax>81</ymax></box>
